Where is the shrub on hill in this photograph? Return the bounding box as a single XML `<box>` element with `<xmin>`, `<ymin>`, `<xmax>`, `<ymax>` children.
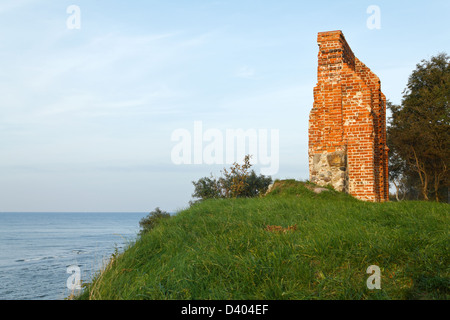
<box><xmin>138</xmin><ymin>207</ymin><xmax>171</xmax><ymax>236</ymax></box>
<box><xmin>191</xmin><ymin>155</ymin><xmax>272</xmax><ymax>203</ymax></box>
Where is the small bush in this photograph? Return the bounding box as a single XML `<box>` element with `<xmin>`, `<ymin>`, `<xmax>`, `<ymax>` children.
<box><xmin>192</xmin><ymin>155</ymin><xmax>272</xmax><ymax>202</ymax></box>
<box><xmin>139</xmin><ymin>207</ymin><xmax>171</xmax><ymax>236</ymax></box>
<box><xmin>191</xmin><ymin>175</ymin><xmax>222</xmax><ymax>200</ymax></box>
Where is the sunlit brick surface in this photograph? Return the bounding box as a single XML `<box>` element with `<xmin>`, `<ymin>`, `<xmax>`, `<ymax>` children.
<box><xmin>309</xmin><ymin>31</ymin><xmax>389</xmax><ymax>202</ymax></box>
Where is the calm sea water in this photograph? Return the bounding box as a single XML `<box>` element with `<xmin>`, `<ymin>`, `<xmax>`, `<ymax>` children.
<box><xmin>0</xmin><ymin>212</ymin><xmax>148</xmax><ymax>300</ymax></box>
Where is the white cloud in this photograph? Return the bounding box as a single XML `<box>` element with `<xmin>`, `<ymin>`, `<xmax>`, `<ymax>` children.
<box><xmin>218</xmin><ymin>83</ymin><xmax>312</xmax><ymax>115</ymax></box>
<box><xmin>235</xmin><ymin>66</ymin><xmax>256</xmax><ymax>79</ymax></box>
<box><xmin>0</xmin><ymin>0</ymin><xmax>37</xmax><ymax>14</ymax></box>
<box><xmin>0</xmin><ymin>30</ymin><xmax>203</xmax><ymax>126</ymax></box>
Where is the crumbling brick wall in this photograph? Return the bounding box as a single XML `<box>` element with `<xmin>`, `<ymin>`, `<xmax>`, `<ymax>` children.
<box><xmin>309</xmin><ymin>30</ymin><xmax>389</xmax><ymax>202</ymax></box>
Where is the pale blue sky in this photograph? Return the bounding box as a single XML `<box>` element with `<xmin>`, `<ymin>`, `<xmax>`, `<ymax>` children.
<box><xmin>1</xmin><ymin>0</ymin><xmax>449</xmax><ymax>212</ymax></box>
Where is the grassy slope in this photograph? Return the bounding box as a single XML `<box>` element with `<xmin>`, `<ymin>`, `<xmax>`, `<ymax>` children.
<box><xmin>79</xmin><ymin>180</ymin><xmax>449</xmax><ymax>300</ymax></box>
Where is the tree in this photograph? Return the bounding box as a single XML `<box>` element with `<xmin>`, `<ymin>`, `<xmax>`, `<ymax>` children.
<box><xmin>191</xmin><ymin>175</ymin><xmax>222</xmax><ymax>200</ymax></box>
<box><xmin>139</xmin><ymin>207</ymin><xmax>171</xmax><ymax>236</ymax></box>
<box><xmin>387</xmin><ymin>53</ymin><xmax>450</xmax><ymax>201</ymax></box>
<box><xmin>191</xmin><ymin>155</ymin><xmax>273</xmax><ymax>203</ymax></box>
<box><xmin>220</xmin><ymin>154</ymin><xmax>253</xmax><ymax>198</ymax></box>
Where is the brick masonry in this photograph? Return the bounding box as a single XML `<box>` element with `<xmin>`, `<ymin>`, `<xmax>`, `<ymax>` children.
<box><xmin>308</xmin><ymin>30</ymin><xmax>389</xmax><ymax>202</ymax></box>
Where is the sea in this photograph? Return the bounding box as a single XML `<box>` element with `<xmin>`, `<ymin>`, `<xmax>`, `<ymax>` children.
<box><xmin>0</xmin><ymin>212</ymin><xmax>149</xmax><ymax>300</ymax></box>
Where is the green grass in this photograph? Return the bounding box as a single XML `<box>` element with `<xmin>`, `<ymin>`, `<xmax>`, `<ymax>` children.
<box><xmin>77</xmin><ymin>180</ymin><xmax>449</xmax><ymax>300</ymax></box>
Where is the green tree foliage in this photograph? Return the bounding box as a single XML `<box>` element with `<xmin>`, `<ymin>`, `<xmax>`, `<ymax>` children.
<box><xmin>139</xmin><ymin>207</ymin><xmax>171</xmax><ymax>236</ymax></box>
<box><xmin>192</xmin><ymin>155</ymin><xmax>273</xmax><ymax>202</ymax></box>
<box><xmin>387</xmin><ymin>53</ymin><xmax>450</xmax><ymax>201</ymax></box>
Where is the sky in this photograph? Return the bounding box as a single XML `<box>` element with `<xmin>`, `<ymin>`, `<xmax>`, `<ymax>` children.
<box><xmin>1</xmin><ymin>0</ymin><xmax>449</xmax><ymax>212</ymax></box>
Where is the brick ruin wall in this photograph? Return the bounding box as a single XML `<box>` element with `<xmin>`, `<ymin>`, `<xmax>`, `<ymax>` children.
<box><xmin>308</xmin><ymin>30</ymin><xmax>389</xmax><ymax>202</ymax></box>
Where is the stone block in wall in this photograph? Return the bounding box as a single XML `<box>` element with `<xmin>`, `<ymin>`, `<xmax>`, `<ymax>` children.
<box><xmin>310</xmin><ymin>150</ymin><xmax>348</xmax><ymax>193</ymax></box>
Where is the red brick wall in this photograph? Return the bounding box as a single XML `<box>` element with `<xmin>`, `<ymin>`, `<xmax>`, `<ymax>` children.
<box><xmin>309</xmin><ymin>31</ymin><xmax>389</xmax><ymax>202</ymax></box>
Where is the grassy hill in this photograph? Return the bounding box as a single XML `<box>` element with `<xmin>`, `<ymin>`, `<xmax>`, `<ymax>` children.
<box><xmin>77</xmin><ymin>180</ymin><xmax>449</xmax><ymax>300</ymax></box>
